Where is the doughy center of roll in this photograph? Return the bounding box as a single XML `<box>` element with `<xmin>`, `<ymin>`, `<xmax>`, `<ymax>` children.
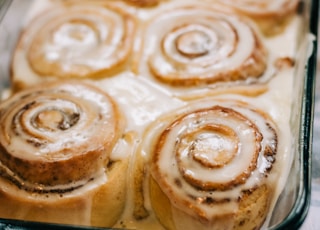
<box><xmin>178</xmin><ymin>125</ymin><xmax>238</xmax><ymax>168</ymax></box>
<box><xmin>53</xmin><ymin>21</ymin><xmax>99</xmax><ymax>49</ymax></box>
<box><xmin>35</xmin><ymin>109</ymin><xmax>64</xmax><ymax>130</ymax></box>
<box><xmin>34</xmin><ymin>109</ymin><xmax>79</xmax><ymax>131</ymax></box>
<box><xmin>163</xmin><ymin>22</ymin><xmax>238</xmax><ymax>66</ymax></box>
<box><xmin>0</xmin><ymin>81</ymin><xmax>122</xmax><ymax>190</ymax></box>
<box><xmin>175</xmin><ymin>30</ymin><xmax>213</xmax><ymax>58</ymax></box>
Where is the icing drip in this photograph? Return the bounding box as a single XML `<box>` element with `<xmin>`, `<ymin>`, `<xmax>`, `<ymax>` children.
<box><xmin>151</xmin><ymin>99</ymin><xmax>277</xmax><ymax>220</ymax></box>
<box><xmin>0</xmin><ymin>81</ymin><xmax>123</xmax><ymax>191</ymax></box>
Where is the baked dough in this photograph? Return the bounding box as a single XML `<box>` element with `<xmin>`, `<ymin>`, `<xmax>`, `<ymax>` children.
<box><xmin>11</xmin><ymin>2</ymin><xmax>136</xmax><ymax>91</ymax></box>
<box><xmin>214</xmin><ymin>0</ymin><xmax>300</xmax><ymax>35</ymax></box>
<box><xmin>143</xmin><ymin>98</ymin><xmax>279</xmax><ymax>230</ymax></box>
<box><xmin>0</xmin><ymin>80</ymin><xmax>132</xmax><ymax>227</ymax></box>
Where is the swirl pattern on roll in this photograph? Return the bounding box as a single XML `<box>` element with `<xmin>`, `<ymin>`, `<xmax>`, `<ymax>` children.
<box><xmin>143</xmin><ymin>6</ymin><xmax>268</xmax><ymax>87</ymax></box>
<box><xmin>215</xmin><ymin>0</ymin><xmax>299</xmax><ymax>35</ymax></box>
<box><xmin>216</xmin><ymin>0</ymin><xmax>299</xmax><ymax>16</ymax></box>
<box><xmin>0</xmin><ymin>80</ymin><xmax>123</xmax><ymax>193</ymax></box>
<box><xmin>12</xmin><ymin>3</ymin><xmax>135</xmax><ymax>86</ymax></box>
<box><xmin>150</xmin><ymin>99</ymin><xmax>277</xmax><ymax>222</ymax></box>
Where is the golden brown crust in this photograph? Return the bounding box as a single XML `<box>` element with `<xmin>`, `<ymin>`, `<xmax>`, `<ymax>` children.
<box><xmin>0</xmin><ymin>158</ymin><xmax>129</xmax><ymax>227</ymax></box>
<box><xmin>154</xmin><ymin>106</ymin><xmax>262</xmax><ymax>191</ymax></box>
<box><xmin>143</xmin><ymin>6</ymin><xmax>268</xmax><ymax>87</ymax></box>
<box><xmin>149</xmin><ymin>176</ymin><xmax>177</xmax><ymax>230</ymax></box>
<box><xmin>131</xmin><ymin>1</ymin><xmax>274</xmax><ymax>100</ymax></box>
<box><xmin>3</xmin><ymin>0</ymin><xmax>297</xmax><ymax>228</ymax></box>
<box><xmin>150</xmin><ymin>176</ymin><xmax>270</xmax><ymax>230</ymax></box>
<box><xmin>0</xmin><ymin>80</ymin><xmax>123</xmax><ymax>188</ymax></box>
<box><xmin>146</xmin><ymin>99</ymin><xmax>278</xmax><ymax>229</ymax></box>
<box><xmin>90</xmin><ymin>159</ymin><xmax>129</xmax><ymax>227</ymax></box>
<box><xmin>234</xmin><ymin>184</ymin><xmax>270</xmax><ymax>230</ymax></box>
<box><xmin>11</xmin><ymin>2</ymin><xmax>136</xmax><ymax>90</ymax></box>
<box><xmin>133</xmin><ymin>155</ymin><xmax>150</xmax><ymax>220</ymax></box>
<box><xmin>216</xmin><ymin>0</ymin><xmax>300</xmax><ymax>36</ymax></box>
<box><xmin>0</xmin><ymin>80</ymin><xmax>131</xmax><ymax>227</ymax></box>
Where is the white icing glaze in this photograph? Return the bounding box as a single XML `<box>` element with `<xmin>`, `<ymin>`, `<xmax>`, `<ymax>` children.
<box><xmin>0</xmin><ymin>82</ymin><xmax>118</xmax><ymax>161</ymax></box>
<box><xmin>147</xmin><ymin>98</ymin><xmax>277</xmax><ymax>220</ymax></box>
<box><xmin>97</xmin><ymin>72</ymin><xmax>185</xmax><ymax>133</ymax></box>
<box><xmin>149</xmin><ymin>11</ymin><xmax>256</xmax><ymax>74</ymax></box>
<box><xmin>137</xmin><ymin>4</ymin><xmax>267</xmax><ymax>89</ymax></box>
<box><xmin>0</xmin><ymin>0</ymin><xmax>305</xmax><ymax>229</ymax></box>
<box><xmin>12</xmin><ymin>1</ymin><xmax>135</xmax><ymax>85</ymax></box>
<box><xmin>217</xmin><ymin>0</ymin><xmax>299</xmax><ymax>15</ymax></box>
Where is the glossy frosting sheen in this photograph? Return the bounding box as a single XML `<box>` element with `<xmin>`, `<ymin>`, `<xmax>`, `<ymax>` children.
<box><xmin>151</xmin><ymin>99</ymin><xmax>277</xmax><ymax>218</ymax></box>
<box><xmin>12</xmin><ymin>1</ymin><xmax>135</xmax><ymax>87</ymax></box>
<box><xmin>4</xmin><ymin>88</ymin><xmax>115</xmax><ymax>157</ymax></box>
<box><xmin>0</xmin><ymin>81</ymin><xmax>122</xmax><ymax>191</ymax></box>
<box><xmin>218</xmin><ymin>0</ymin><xmax>299</xmax><ymax>14</ymax></box>
<box><xmin>145</xmin><ymin>7</ymin><xmax>267</xmax><ymax>86</ymax></box>
<box><xmin>1</xmin><ymin>0</ymin><xmax>304</xmax><ymax>229</ymax></box>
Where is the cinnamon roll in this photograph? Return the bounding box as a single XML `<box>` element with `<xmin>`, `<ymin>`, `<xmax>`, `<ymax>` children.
<box><xmin>0</xmin><ymin>80</ymin><xmax>132</xmax><ymax>227</ymax></box>
<box><xmin>137</xmin><ymin>5</ymin><xmax>270</xmax><ymax>99</ymax></box>
<box><xmin>213</xmin><ymin>0</ymin><xmax>300</xmax><ymax>36</ymax></box>
<box><xmin>11</xmin><ymin>2</ymin><xmax>136</xmax><ymax>90</ymax></box>
<box><xmin>144</xmin><ymin>98</ymin><xmax>279</xmax><ymax>230</ymax></box>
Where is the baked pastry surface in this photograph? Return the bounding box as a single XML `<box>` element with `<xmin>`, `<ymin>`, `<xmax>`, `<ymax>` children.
<box><xmin>0</xmin><ymin>80</ymin><xmax>131</xmax><ymax>227</ymax></box>
<box><xmin>11</xmin><ymin>2</ymin><xmax>136</xmax><ymax>90</ymax></box>
<box><xmin>1</xmin><ymin>0</ymin><xmax>300</xmax><ymax>228</ymax></box>
<box><xmin>142</xmin><ymin>98</ymin><xmax>278</xmax><ymax>230</ymax></box>
<box><xmin>212</xmin><ymin>0</ymin><xmax>300</xmax><ymax>35</ymax></box>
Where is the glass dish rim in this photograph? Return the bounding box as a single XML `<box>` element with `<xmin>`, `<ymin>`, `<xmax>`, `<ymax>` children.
<box><xmin>269</xmin><ymin>0</ymin><xmax>319</xmax><ymax>229</ymax></box>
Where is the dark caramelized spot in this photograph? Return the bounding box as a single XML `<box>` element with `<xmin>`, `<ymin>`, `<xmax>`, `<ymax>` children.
<box><xmin>204</xmin><ymin>196</ymin><xmax>214</xmax><ymax>205</ymax></box>
<box><xmin>69</xmin><ymin>112</ymin><xmax>80</xmax><ymax>126</ymax></box>
<box><xmin>98</xmin><ymin>113</ymin><xmax>103</xmax><ymax>120</ymax></box>
<box><xmin>263</xmin><ymin>122</ymin><xmax>278</xmax><ymax>172</ymax></box>
<box><xmin>58</xmin><ymin>112</ymin><xmax>80</xmax><ymax>130</ymax></box>
<box><xmin>264</xmin><ymin>144</ymin><xmax>276</xmax><ymax>157</ymax></box>
<box><xmin>239</xmin><ymin>186</ymin><xmax>259</xmax><ymax>201</ymax></box>
<box><xmin>26</xmin><ymin>139</ymin><xmax>44</xmax><ymax>147</ymax></box>
<box><xmin>174</xmin><ymin>178</ymin><xmax>182</xmax><ymax>188</ymax></box>
<box><xmin>107</xmin><ymin>160</ymin><xmax>115</xmax><ymax>170</ymax></box>
<box><xmin>21</xmin><ymin>101</ymin><xmax>36</xmax><ymax>111</ymax></box>
<box><xmin>187</xmin><ymin>193</ymin><xmax>232</xmax><ymax>205</ymax></box>
<box><xmin>239</xmin><ymin>220</ymin><xmax>245</xmax><ymax>226</ymax></box>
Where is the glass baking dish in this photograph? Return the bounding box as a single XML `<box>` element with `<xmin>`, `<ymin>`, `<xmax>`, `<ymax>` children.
<box><xmin>0</xmin><ymin>0</ymin><xmax>318</xmax><ymax>229</ymax></box>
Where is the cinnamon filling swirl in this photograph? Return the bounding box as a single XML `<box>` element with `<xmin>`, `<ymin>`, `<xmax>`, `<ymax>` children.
<box><xmin>0</xmin><ymin>81</ymin><xmax>123</xmax><ymax>193</ymax></box>
<box><xmin>215</xmin><ymin>0</ymin><xmax>300</xmax><ymax>35</ymax></box>
<box><xmin>150</xmin><ymin>99</ymin><xmax>278</xmax><ymax>224</ymax></box>
<box><xmin>143</xmin><ymin>6</ymin><xmax>268</xmax><ymax>86</ymax></box>
<box><xmin>12</xmin><ymin>2</ymin><xmax>136</xmax><ymax>90</ymax></box>
<box><xmin>217</xmin><ymin>0</ymin><xmax>299</xmax><ymax>17</ymax></box>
